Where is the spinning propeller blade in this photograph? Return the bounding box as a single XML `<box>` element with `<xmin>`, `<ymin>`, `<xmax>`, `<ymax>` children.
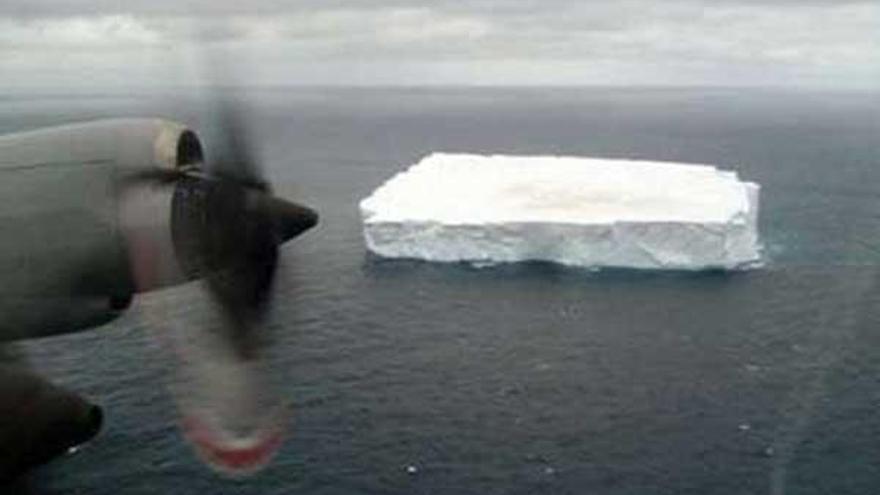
<box><xmin>122</xmin><ymin>99</ymin><xmax>317</xmax><ymax>475</ymax></box>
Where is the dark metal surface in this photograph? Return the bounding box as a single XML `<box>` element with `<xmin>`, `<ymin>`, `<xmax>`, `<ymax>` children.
<box><xmin>0</xmin><ymin>366</ymin><xmax>102</xmax><ymax>481</ymax></box>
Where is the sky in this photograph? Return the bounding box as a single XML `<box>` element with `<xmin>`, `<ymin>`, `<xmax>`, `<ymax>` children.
<box><xmin>0</xmin><ymin>0</ymin><xmax>877</xmax><ymax>89</ymax></box>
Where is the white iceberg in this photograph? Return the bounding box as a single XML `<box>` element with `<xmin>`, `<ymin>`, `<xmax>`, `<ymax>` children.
<box><xmin>359</xmin><ymin>153</ymin><xmax>761</xmax><ymax>270</ymax></box>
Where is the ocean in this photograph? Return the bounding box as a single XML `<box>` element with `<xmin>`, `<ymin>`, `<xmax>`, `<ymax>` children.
<box><xmin>4</xmin><ymin>87</ymin><xmax>880</xmax><ymax>494</ymax></box>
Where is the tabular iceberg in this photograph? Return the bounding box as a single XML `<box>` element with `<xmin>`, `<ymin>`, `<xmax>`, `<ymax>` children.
<box><xmin>359</xmin><ymin>153</ymin><xmax>761</xmax><ymax>270</ymax></box>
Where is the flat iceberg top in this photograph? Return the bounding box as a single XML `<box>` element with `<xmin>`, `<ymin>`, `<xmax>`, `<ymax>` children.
<box><xmin>361</xmin><ymin>153</ymin><xmax>755</xmax><ymax>225</ymax></box>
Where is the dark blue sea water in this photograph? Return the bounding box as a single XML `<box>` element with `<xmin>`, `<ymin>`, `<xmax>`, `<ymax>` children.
<box><xmin>4</xmin><ymin>87</ymin><xmax>880</xmax><ymax>494</ymax></box>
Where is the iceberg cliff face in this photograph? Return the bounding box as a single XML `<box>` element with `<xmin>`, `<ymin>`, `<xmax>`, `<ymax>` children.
<box><xmin>360</xmin><ymin>154</ymin><xmax>761</xmax><ymax>270</ymax></box>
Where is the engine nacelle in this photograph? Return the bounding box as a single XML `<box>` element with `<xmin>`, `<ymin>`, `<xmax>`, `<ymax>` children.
<box><xmin>0</xmin><ymin>119</ymin><xmax>205</xmax><ymax>340</ymax></box>
<box><xmin>0</xmin><ymin>118</ymin><xmax>316</xmax><ymax>341</ymax></box>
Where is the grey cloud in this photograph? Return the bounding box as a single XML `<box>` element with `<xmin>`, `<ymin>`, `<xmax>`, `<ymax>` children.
<box><xmin>0</xmin><ymin>0</ymin><xmax>875</xmax><ymax>18</ymax></box>
<box><xmin>0</xmin><ymin>0</ymin><xmax>876</xmax><ymax>88</ymax></box>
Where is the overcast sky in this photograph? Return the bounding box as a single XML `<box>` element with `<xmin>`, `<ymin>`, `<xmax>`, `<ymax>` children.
<box><xmin>0</xmin><ymin>0</ymin><xmax>877</xmax><ymax>89</ymax></box>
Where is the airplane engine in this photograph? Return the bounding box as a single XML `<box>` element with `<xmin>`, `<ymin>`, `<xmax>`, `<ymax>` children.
<box><xmin>0</xmin><ymin>116</ymin><xmax>317</xmax><ymax>475</ymax></box>
<box><xmin>0</xmin><ymin>118</ymin><xmax>315</xmax><ymax>339</ymax></box>
<box><xmin>0</xmin><ymin>119</ymin><xmax>204</xmax><ymax>339</ymax></box>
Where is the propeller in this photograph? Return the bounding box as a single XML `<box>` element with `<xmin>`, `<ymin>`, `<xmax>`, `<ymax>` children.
<box><xmin>119</xmin><ymin>105</ymin><xmax>317</xmax><ymax>474</ymax></box>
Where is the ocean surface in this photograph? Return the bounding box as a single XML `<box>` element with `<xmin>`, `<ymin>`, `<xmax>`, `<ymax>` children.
<box><xmin>3</xmin><ymin>87</ymin><xmax>880</xmax><ymax>494</ymax></box>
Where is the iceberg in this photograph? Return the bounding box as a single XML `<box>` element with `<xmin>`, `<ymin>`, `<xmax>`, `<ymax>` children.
<box><xmin>359</xmin><ymin>153</ymin><xmax>761</xmax><ymax>270</ymax></box>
